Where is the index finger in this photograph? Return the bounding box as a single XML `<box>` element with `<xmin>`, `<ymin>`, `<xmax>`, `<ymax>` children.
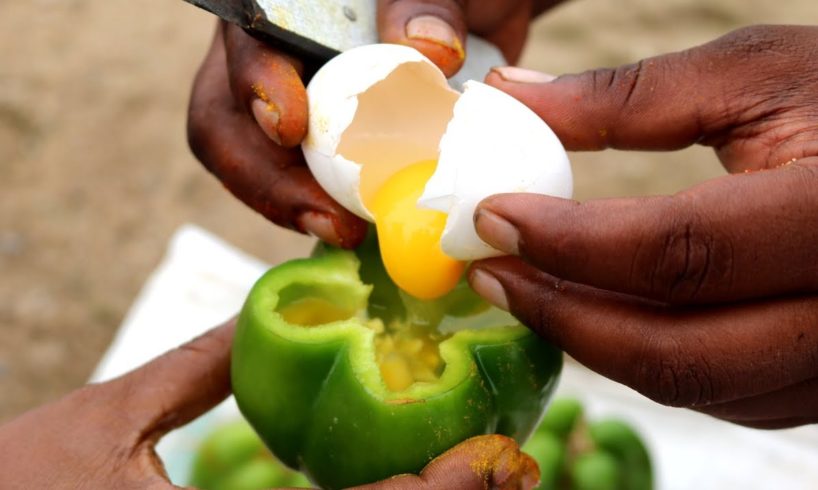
<box><xmin>188</xmin><ymin>25</ymin><xmax>368</xmax><ymax>248</ymax></box>
<box><xmin>475</xmin><ymin>159</ymin><xmax>818</xmax><ymax>305</ymax></box>
<box><xmin>485</xmin><ymin>26</ymin><xmax>817</xmax><ymax>153</ymax></box>
<box><xmin>469</xmin><ymin>257</ymin><xmax>818</xmax><ymax>408</ymax></box>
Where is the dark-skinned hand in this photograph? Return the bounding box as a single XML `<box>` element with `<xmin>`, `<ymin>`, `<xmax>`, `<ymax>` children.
<box><xmin>0</xmin><ymin>319</ymin><xmax>539</xmax><ymax>489</ymax></box>
<box><xmin>468</xmin><ymin>25</ymin><xmax>818</xmax><ymax>429</ymax></box>
<box><xmin>187</xmin><ymin>1</ymin><xmax>566</xmax><ymax>248</ymax></box>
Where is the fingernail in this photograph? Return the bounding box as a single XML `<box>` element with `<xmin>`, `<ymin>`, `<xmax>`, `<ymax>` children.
<box><xmin>492</xmin><ymin>66</ymin><xmax>556</xmax><ymax>84</ymax></box>
<box><xmin>251</xmin><ymin>98</ymin><xmax>282</xmax><ymax>146</ymax></box>
<box><xmin>470</xmin><ymin>269</ymin><xmax>509</xmax><ymax>311</ymax></box>
<box><xmin>406</xmin><ymin>15</ymin><xmax>464</xmax><ymax>58</ymax></box>
<box><xmin>474</xmin><ymin>209</ymin><xmax>520</xmax><ymax>255</ymax></box>
<box><xmin>297</xmin><ymin>212</ymin><xmax>341</xmax><ymax>245</ymax></box>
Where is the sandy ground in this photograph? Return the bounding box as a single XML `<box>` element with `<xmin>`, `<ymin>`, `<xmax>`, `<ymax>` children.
<box><xmin>1</xmin><ymin>0</ymin><xmax>817</xmax><ymax>423</ymax></box>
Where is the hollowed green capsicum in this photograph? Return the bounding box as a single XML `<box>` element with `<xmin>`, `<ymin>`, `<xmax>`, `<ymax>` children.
<box><xmin>232</xmin><ymin>235</ymin><xmax>562</xmax><ymax>489</ymax></box>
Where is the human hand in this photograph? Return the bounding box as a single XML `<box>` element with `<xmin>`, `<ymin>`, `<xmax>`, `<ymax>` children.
<box><xmin>187</xmin><ymin>2</ymin><xmax>566</xmax><ymax>248</ymax></box>
<box><xmin>378</xmin><ymin>0</ymin><xmax>567</xmax><ymax>75</ymax></box>
<box><xmin>468</xmin><ymin>25</ymin><xmax>818</xmax><ymax>429</ymax></box>
<box><xmin>0</xmin><ymin>320</ymin><xmax>236</xmax><ymax>489</ymax></box>
<box><xmin>0</xmin><ymin>318</ymin><xmax>539</xmax><ymax>489</ymax></box>
<box><xmin>188</xmin><ymin>22</ymin><xmax>368</xmax><ymax>248</ymax></box>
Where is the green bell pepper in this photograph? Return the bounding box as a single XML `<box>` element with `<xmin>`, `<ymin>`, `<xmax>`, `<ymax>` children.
<box><xmin>189</xmin><ymin>420</ymin><xmax>311</xmax><ymax>490</ymax></box>
<box><xmin>232</xmin><ymin>234</ymin><xmax>562</xmax><ymax>489</ymax></box>
<box><xmin>522</xmin><ymin>431</ymin><xmax>565</xmax><ymax>490</ymax></box>
<box><xmin>571</xmin><ymin>451</ymin><xmax>622</xmax><ymax>490</ymax></box>
<box><xmin>588</xmin><ymin>420</ymin><xmax>653</xmax><ymax>490</ymax></box>
<box><xmin>522</xmin><ymin>398</ymin><xmax>653</xmax><ymax>490</ymax></box>
<box><xmin>537</xmin><ymin>397</ymin><xmax>584</xmax><ymax>441</ymax></box>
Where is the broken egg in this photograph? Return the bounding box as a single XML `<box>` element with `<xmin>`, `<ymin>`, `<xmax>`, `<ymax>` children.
<box><xmin>302</xmin><ymin>44</ymin><xmax>572</xmax><ymax>300</ymax></box>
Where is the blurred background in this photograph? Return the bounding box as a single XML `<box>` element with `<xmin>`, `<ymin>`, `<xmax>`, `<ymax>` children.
<box><xmin>1</xmin><ymin>0</ymin><xmax>817</xmax><ymax>423</ymax></box>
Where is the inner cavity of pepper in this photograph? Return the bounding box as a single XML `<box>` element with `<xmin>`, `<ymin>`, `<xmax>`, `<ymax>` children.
<box><xmin>276</xmin><ymin>283</ymin><xmax>449</xmax><ymax>392</ymax></box>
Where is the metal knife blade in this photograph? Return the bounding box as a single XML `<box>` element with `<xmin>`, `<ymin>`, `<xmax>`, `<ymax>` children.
<box><xmin>183</xmin><ymin>0</ymin><xmax>505</xmax><ymax>85</ymax></box>
<box><xmin>185</xmin><ymin>0</ymin><xmax>377</xmax><ymax>62</ymax></box>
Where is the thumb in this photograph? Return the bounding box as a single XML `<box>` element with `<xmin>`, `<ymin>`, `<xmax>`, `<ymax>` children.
<box><xmin>103</xmin><ymin>319</ymin><xmax>236</xmax><ymax>439</ymax></box>
<box><xmin>377</xmin><ymin>0</ymin><xmax>469</xmax><ymax>78</ymax></box>
<box><xmin>355</xmin><ymin>435</ymin><xmax>540</xmax><ymax>489</ymax></box>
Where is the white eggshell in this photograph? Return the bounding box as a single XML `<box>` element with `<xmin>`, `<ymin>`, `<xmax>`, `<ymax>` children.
<box><xmin>302</xmin><ymin>44</ymin><xmax>573</xmax><ymax>262</ymax></box>
<box><xmin>302</xmin><ymin>44</ymin><xmax>454</xmax><ymax>221</ymax></box>
<box><xmin>418</xmin><ymin>81</ymin><xmax>573</xmax><ymax>260</ymax></box>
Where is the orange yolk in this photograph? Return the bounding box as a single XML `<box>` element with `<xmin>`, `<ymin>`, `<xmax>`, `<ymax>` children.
<box><xmin>364</xmin><ymin>160</ymin><xmax>465</xmax><ymax>300</ymax></box>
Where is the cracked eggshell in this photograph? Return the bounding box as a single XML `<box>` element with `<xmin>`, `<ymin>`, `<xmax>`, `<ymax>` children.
<box><xmin>302</xmin><ymin>43</ymin><xmax>457</xmax><ymax>221</ymax></box>
<box><xmin>419</xmin><ymin>81</ymin><xmax>573</xmax><ymax>260</ymax></box>
<box><xmin>302</xmin><ymin>43</ymin><xmax>572</xmax><ymax>261</ymax></box>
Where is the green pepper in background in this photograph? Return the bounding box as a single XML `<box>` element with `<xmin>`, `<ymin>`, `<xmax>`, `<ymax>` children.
<box><xmin>571</xmin><ymin>452</ymin><xmax>621</xmax><ymax>490</ymax></box>
<box><xmin>232</xmin><ymin>231</ymin><xmax>562</xmax><ymax>489</ymax></box>
<box><xmin>537</xmin><ymin>398</ymin><xmax>584</xmax><ymax>441</ymax></box>
<box><xmin>522</xmin><ymin>431</ymin><xmax>565</xmax><ymax>490</ymax></box>
<box><xmin>522</xmin><ymin>398</ymin><xmax>653</xmax><ymax>490</ymax></box>
<box><xmin>189</xmin><ymin>420</ymin><xmax>311</xmax><ymax>490</ymax></box>
<box><xmin>589</xmin><ymin>420</ymin><xmax>653</xmax><ymax>490</ymax></box>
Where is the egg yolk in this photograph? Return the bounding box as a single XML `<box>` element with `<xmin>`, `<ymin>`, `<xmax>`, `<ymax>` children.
<box><xmin>364</xmin><ymin>160</ymin><xmax>465</xmax><ymax>300</ymax></box>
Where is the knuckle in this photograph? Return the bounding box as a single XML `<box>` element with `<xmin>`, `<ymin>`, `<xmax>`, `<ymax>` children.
<box><xmin>642</xmin><ymin>198</ymin><xmax>731</xmax><ymax>304</ymax></box>
<box><xmin>586</xmin><ymin>66</ymin><xmax>617</xmax><ymax>95</ymax></box>
<box><xmin>579</xmin><ymin>57</ymin><xmax>677</xmax><ymax>146</ymax></box>
<box><xmin>530</xmin><ymin>209</ymin><xmax>590</xmax><ymax>273</ymax></box>
<box><xmin>586</xmin><ymin>59</ymin><xmax>653</xmax><ymax>113</ymax></box>
<box><xmin>715</xmin><ymin>25</ymin><xmax>794</xmax><ymax>58</ymax></box>
<box><xmin>577</xmin><ymin>66</ymin><xmax>618</xmax><ymax>123</ymax></box>
<box><xmin>634</xmin><ymin>332</ymin><xmax>717</xmax><ymax>407</ymax></box>
<box><xmin>615</xmin><ymin>60</ymin><xmax>647</xmax><ymax>109</ymax></box>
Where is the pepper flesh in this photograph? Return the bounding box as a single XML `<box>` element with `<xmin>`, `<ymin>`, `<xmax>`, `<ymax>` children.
<box><xmin>232</xmin><ymin>237</ymin><xmax>562</xmax><ymax>489</ymax></box>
